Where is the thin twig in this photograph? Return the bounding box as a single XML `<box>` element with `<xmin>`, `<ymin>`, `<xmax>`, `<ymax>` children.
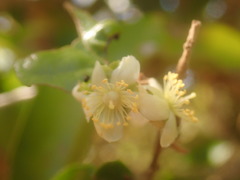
<box><xmin>171</xmin><ymin>142</ymin><xmax>189</xmax><ymax>154</ymax></box>
<box><xmin>176</xmin><ymin>20</ymin><xmax>201</xmax><ymax>78</ymax></box>
<box><xmin>145</xmin><ymin>130</ymin><xmax>161</xmax><ymax>180</ymax></box>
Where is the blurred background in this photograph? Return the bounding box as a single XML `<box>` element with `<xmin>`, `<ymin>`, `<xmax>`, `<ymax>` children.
<box><xmin>0</xmin><ymin>0</ymin><xmax>240</xmax><ymax>179</ymax></box>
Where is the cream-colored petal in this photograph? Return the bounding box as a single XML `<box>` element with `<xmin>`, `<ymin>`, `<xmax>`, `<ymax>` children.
<box><xmin>139</xmin><ymin>93</ymin><xmax>170</xmax><ymax>121</ymax></box>
<box><xmin>148</xmin><ymin>78</ymin><xmax>163</xmax><ymax>90</ymax></box>
<box><xmin>72</xmin><ymin>84</ymin><xmax>92</xmax><ymax>122</ymax></box>
<box><xmin>110</xmin><ymin>56</ymin><xmax>140</xmax><ymax>84</ymax></box>
<box><xmin>146</xmin><ymin>86</ymin><xmax>164</xmax><ymax>98</ymax></box>
<box><xmin>129</xmin><ymin>111</ymin><xmax>149</xmax><ymax>126</ymax></box>
<box><xmin>160</xmin><ymin>112</ymin><xmax>178</xmax><ymax>147</ymax></box>
<box><xmin>91</xmin><ymin>61</ymin><xmax>106</xmax><ymax>85</ymax></box>
<box><xmin>72</xmin><ymin>84</ymin><xmax>84</xmax><ymax>101</ymax></box>
<box><xmin>94</xmin><ymin>123</ymin><xmax>123</xmax><ymax>142</ymax></box>
<box><xmin>82</xmin><ymin>107</ymin><xmax>92</xmax><ymax>122</ymax></box>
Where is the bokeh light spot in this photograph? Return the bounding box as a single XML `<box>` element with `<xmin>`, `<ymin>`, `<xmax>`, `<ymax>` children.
<box><xmin>159</xmin><ymin>0</ymin><xmax>179</xmax><ymax>12</ymax></box>
<box><xmin>107</xmin><ymin>0</ymin><xmax>131</xmax><ymax>13</ymax></box>
<box><xmin>0</xmin><ymin>16</ymin><xmax>12</xmax><ymax>32</ymax></box>
<box><xmin>205</xmin><ymin>0</ymin><xmax>227</xmax><ymax>19</ymax></box>
<box><xmin>208</xmin><ymin>142</ymin><xmax>234</xmax><ymax>166</ymax></box>
<box><xmin>72</xmin><ymin>0</ymin><xmax>97</xmax><ymax>8</ymax></box>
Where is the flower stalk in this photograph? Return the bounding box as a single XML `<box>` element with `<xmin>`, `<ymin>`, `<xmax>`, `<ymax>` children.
<box><xmin>145</xmin><ymin>20</ymin><xmax>201</xmax><ymax>180</ymax></box>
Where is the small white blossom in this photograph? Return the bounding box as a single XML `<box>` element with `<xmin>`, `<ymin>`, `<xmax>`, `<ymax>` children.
<box><xmin>73</xmin><ymin>56</ymin><xmax>140</xmax><ymax>142</ymax></box>
<box><xmin>139</xmin><ymin>72</ymin><xmax>198</xmax><ymax>147</ymax></box>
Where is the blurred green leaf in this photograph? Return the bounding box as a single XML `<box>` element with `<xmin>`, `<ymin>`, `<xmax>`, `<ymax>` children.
<box><xmin>198</xmin><ymin>23</ymin><xmax>240</xmax><ymax>71</ymax></box>
<box><xmin>0</xmin><ymin>70</ymin><xmax>22</xmax><ymax>92</ymax></box>
<box><xmin>107</xmin><ymin>14</ymin><xmax>180</xmax><ymax>61</ymax></box>
<box><xmin>14</xmin><ymin>45</ymin><xmax>98</xmax><ymax>91</ymax></box>
<box><xmin>82</xmin><ymin>20</ymin><xmax>121</xmax><ymax>56</ymax></box>
<box><xmin>11</xmin><ymin>86</ymin><xmax>94</xmax><ymax>180</ymax></box>
<box><xmin>51</xmin><ymin>164</ymin><xmax>94</xmax><ymax>180</ymax></box>
<box><xmin>14</xmin><ymin>3</ymin><xmax>122</xmax><ymax>91</ymax></box>
<box><xmin>65</xmin><ymin>3</ymin><xmax>121</xmax><ymax>56</ymax></box>
<box><xmin>95</xmin><ymin>161</ymin><xmax>133</xmax><ymax>180</ymax></box>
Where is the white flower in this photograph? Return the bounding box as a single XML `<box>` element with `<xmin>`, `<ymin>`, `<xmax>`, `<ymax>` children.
<box><xmin>139</xmin><ymin>72</ymin><xmax>198</xmax><ymax>147</ymax></box>
<box><xmin>72</xmin><ymin>56</ymin><xmax>140</xmax><ymax>142</ymax></box>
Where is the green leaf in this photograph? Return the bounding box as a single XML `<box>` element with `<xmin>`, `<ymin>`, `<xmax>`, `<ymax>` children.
<box><xmin>51</xmin><ymin>164</ymin><xmax>95</xmax><ymax>180</ymax></box>
<box><xmin>95</xmin><ymin>161</ymin><xmax>134</xmax><ymax>180</ymax></box>
<box><xmin>64</xmin><ymin>3</ymin><xmax>121</xmax><ymax>56</ymax></box>
<box><xmin>11</xmin><ymin>86</ymin><xmax>94</xmax><ymax>180</ymax></box>
<box><xmin>82</xmin><ymin>20</ymin><xmax>121</xmax><ymax>56</ymax></box>
<box><xmin>14</xmin><ymin>45</ymin><xmax>98</xmax><ymax>91</ymax></box>
<box><xmin>107</xmin><ymin>14</ymin><xmax>179</xmax><ymax>61</ymax></box>
<box><xmin>197</xmin><ymin>23</ymin><xmax>240</xmax><ymax>71</ymax></box>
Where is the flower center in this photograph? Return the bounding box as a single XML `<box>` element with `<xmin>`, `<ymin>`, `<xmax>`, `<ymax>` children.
<box><xmin>86</xmin><ymin>79</ymin><xmax>139</xmax><ymax>129</ymax></box>
<box><xmin>163</xmin><ymin>72</ymin><xmax>198</xmax><ymax>122</ymax></box>
<box><xmin>103</xmin><ymin>91</ymin><xmax>120</xmax><ymax>109</ymax></box>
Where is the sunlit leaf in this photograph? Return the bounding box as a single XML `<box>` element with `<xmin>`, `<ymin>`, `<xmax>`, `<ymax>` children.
<box><xmin>14</xmin><ymin>45</ymin><xmax>98</xmax><ymax>91</ymax></box>
<box><xmin>65</xmin><ymin>3</ymin><xmax>121</xmax><ymax>56</ymax></box>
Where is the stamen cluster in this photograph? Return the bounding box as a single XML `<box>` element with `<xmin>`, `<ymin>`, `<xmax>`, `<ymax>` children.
<box><xmin>72</xmin><ymin>56</ymin><xmax>198</xmax><ymax>146</ymax></box>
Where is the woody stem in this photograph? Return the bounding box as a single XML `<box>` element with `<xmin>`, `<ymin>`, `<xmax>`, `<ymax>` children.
<box><xmin>145</xmin><ymin>130</ymin><xmax>161</xmax><ymax>180</ymax></box>
<box><xmin>176</xmin><ymin>20</ymin><xmax>201</xmax><ymax>78</ymax></box>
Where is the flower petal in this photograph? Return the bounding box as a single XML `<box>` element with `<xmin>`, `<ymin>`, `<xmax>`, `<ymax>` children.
<box><xmin>82</xmin><ymin>106</ymin><xmax>92</xmax><ymax>122</ymax></box>
<box><xmin>139</xmin><ymin>93</ymin><xmax>170</xmax><ymax>121</ymax></box>
<box><xmin>94</xmin><ymin>123</ymin><xmax>123</xmax><ymax>142</ymax></box>
<box><xmin>129</xmin><ymin>111</ymin><xmax>149</xmax><ymax>126</ymax></box>
<box><xmin>72</xmin><ymin>84</ymin><xmax>83</xmax><ymax>101</ymax></box>
<box><xmin>72</xmin><ymin>84</ymin><xmax>92</xmax><ymax>122</ymax></box>
<box><xmin>110</xmin><ymin>56</ymin><xmax>140</xmax><ymax>84</ymax></box>
<box><xmin>146</xmin><ymin>86</ymin><xmax>164</xmax><ymax>98</ymax></box>
<box><xmin>160</xmin><ymin>112</ymin><xmax>178</xmax><ymax>147</ymax></box>
<box><xmin>148</xmin><ymin>78</ymin><xmax>163</xmax><ymax>90</ymax></box>
<box><xmin>91</xmin><ymin>61</ymin><xmax>106</xmax><ymax>85</ymax></box>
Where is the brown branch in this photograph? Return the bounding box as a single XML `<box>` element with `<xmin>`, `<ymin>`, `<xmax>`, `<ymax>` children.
<box><xmin>170</xmin><ymin>142</ymin><xmax>189</xmax><ymax>154</ymax></box>
<box><xmin>176</xmin><ymin>20</ymin><xmax>201</xmax><ymax>78</ymax></box>
<box><xmin>144</xmin><ymin>130</ymin><xmax>161</xmax><ymax>180</ymax></box>
<box><xmin>64</xmin><ymin>2</ymin><xmax>82</xmax><ymax>38</ymax></box>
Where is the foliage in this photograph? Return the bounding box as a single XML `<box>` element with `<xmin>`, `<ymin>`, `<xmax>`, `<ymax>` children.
<box><xmin>0</xmin><ymin>0</ymin><xmax>240</xmax><ymax>180</ymax></box>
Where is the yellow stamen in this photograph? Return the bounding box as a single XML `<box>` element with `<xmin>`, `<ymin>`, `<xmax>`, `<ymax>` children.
<box><xmin>126</xmin><ymin>116</ymin><xmax>131</xmax><ymax>121</ymax></box>
<box><xmin>92</xmin><ymin>117</ymin><xmax>99</xmax><ymax>122</ymax></box>
<box><xmin>183</xmin><ymin>109</ymin><xmax>198</xmax><ymax>122</ymax></box>
<box><xmin>108</xmin><ymin>124</ymin><xmax>114</xmax><ymax>129</ymax></box>
<box><xmin>109</xmin><ymin>100</ymin><xmax>115</xmax><ymax>109</ymax></box>
<box><xmin>100</xmin><ymin>123</ymin><xmax>107</xmax><ymax>128</ymax></box>
<box><xmin>127</xmin><ymin>89</ymin><xmax>133</xmax><ymax>94</ymax></box>
<box><xmin>134</xmin><ymin>95</ymin><xmax>139</xmax><ymax>99</ymax></box>
<box><xmin>132</xmin><ymin>103</ymin><xmax>138</xmax><ymax>112</ymax></box>
<box><xmin>102</xmin><ymin>79</ymin><xmax>108</xmax><ymax>83</ymax></box>
<box><xmin>83</xmin><ymin>91</ymin><xmax>88</xmax><ymax>94</ymax></box>
<box><xmin>123</xmin><ymin>122</ymin><xmax>128</xmax><ymax>126</ymax></box>
<box><xmin>91</xmin><ymin>85</ymin><xmax>97</xmax><ymax>90</ymax></box>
